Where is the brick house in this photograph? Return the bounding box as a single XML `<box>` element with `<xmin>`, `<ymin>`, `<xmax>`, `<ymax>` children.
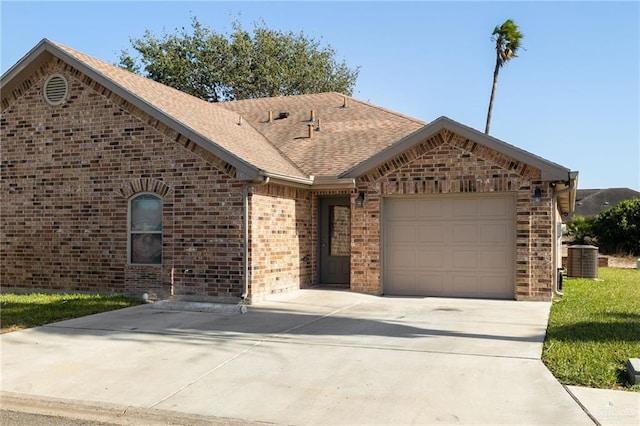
<box><xmin>1</xmin><ymin>39</ymin><xmax>578</xmax><ymax>302</ymax></box>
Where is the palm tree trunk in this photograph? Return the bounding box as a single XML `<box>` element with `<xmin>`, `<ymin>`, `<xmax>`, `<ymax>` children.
<box><xmin>485</xmin><ymin>58</ymin><xmax>501</xmax><ymax>134</ymax></box>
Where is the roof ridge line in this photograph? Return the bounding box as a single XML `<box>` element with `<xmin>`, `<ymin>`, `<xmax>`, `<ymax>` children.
<box><xmin>337</xmin><ymin>93</ymin><xmax>426</xmax><ymax>126</ymax></box>
<box><xmin>232</xmin><ymin>110</ymin><xmax>310</xmax><ymax>178</ymax></box>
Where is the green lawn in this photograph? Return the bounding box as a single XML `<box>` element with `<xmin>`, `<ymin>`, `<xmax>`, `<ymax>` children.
<box><xmin>542</xmin><ymin>267</ymin><xmax>640</xmax><ymax>391</ymax></box>
<box><xmin>0</xmin><ymin>293</ymin><xmax>144</xmax><ymax>333</ymax></box>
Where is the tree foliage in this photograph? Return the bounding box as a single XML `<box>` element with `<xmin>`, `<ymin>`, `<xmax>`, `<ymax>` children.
<box><xmin>564</xmin><ymin>215</ymin><xmax>596</xmax><ymax>245</ymax></box>
<box><xmin>592</xmin><ymin>199</ymin><xmax>640</xmax><ymax>255</ymax></box>
<box><xmin>119</xmin><ymin>17</ymin><xmax>359</xmax><ymax>102</ymax></box>
<box><xmin>492</xmin><ymin>19</ymin><xmax>523</xmax><ymax>69</ymax></box>
<box><xmin>485</xmin><ymin>19</ymin><xmax>523</xmax><ymax>134</ymax></box>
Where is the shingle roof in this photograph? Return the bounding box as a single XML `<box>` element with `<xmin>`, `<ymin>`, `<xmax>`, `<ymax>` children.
<box><xmin>2</xmin><ymin>39</ymin><xmax>579</xmax><ymax>201</ymax></box>
<box><xmin>54</xmin><ymin>41</ymin><xmax>312</xmax><ymax>180</ymax></box>
<box><xmin>3</xmin><ymin>40</ymin><xmax>423</xmax><ymax>180</ymax></box>
<box><xmin>220</xmin><ymin>93</ymin><xmax>425</xmax><ymax>176</ymax></box>
<box><xmin>2</xmin><ymin>39</ymin><xmax>307</xmax><ymax>180</ymax></box>
<box><xmin>568</xmin><ymin>188</ymin><xmax>640</xmax><ymax>219</ymax></box>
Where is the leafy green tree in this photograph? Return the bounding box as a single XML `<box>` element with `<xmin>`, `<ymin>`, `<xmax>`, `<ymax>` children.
<box><xmin>485</xmin><ymin>19</ymin><xmax>524</xmax><ymax>134</ymax></box>
<box><xmin>119</xmin><ymin>17</ymin><xmax>359</xmax><ymax>102</ymax></box>
<box><xmin>592</xmin><ymin>199</ymin><xmax>640</xmax><ymax>255</ymax></box>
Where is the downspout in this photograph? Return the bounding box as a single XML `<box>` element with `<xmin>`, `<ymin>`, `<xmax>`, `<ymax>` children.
<box><xmin>242</xmin><ymin>177</ymin><xmax>270</xmax><ymax>300</ymax></box>
<box><xmin>551</xmin><ymin>176</ymin><xmax>575</xmax><ymax>297</ymax></box>
<box><xmin>551</xmin><ymin>194</ymin><xmax>564</xmax><ymax>298</ymax></box>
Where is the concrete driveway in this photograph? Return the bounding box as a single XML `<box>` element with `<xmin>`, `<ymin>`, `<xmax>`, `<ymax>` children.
<box><xmin>1</xmin><ymin>289</ymin><xmax>594</xmax><ymax>425</ymax></box>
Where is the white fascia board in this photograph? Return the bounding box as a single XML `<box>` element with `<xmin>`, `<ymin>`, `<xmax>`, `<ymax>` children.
<box><xmin>260</xmin><ymin>171</ymin><xmax>314</xmax><ymax>188</ymax></box>
<box><xmin>310</xmin><ymin>176</ymin><xmax>356</xmax><ymax>190</ymax></box>
<box><xmin>257</xmin><ymin>173</ymin><xmax>354</xmax><ymax>190</ymax></box>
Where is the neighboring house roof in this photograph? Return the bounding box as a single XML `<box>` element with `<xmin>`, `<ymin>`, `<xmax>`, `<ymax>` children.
<box><xmin>567</xmin><ymin>188</ymin><xmax>640</xmax><ymax>219</ymax></box>
<box><xmin>2</xmin><ymin>38</ymin><xmax>578</xmax><ymax>209</ymax></box>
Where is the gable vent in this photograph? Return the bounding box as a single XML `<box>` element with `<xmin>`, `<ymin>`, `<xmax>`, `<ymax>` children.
<box><xmin>44</xmin><ymin>74</ymin><xmax>68</xmax><ymax>106</ymax></box>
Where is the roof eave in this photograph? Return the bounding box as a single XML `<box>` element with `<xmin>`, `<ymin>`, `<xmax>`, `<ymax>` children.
<box><xmin>341</xmin><ymin>116</ymin><xmax>573</xmax><ymax>182</ymax></box>
<box><xmin>310</xmin><ymin>176</ymin><xmax>356</xmax><ymax>190</ymax></box>
<box><xmin>555</xmin><ymin>171</ymin><xmax>579</xmax><ymax>216</ymax></box>
<box><xmin>1</xmin><ymin>39</ymin><xmax>51</xmax><ymax>99</ymax></box>
<box><xmin>260</xmin><ymin>171</ymin><xmax>314</xmax><ymax>188</ymax></box>
<box><xmin>259</xmin><ymin>172</ymin><xmax>355</xmax><ymax>190</ymax></box>
<box><xmin>2</xmin><ymin>39</ymin><xmax>262</xmax><ymax>181</ymax></box>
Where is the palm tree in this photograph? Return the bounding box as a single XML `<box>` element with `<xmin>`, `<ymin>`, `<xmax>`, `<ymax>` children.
<box><xmin>485</xmin><ymin>19</ymin><xmax>523</xmax><ymax>134</ymax></box>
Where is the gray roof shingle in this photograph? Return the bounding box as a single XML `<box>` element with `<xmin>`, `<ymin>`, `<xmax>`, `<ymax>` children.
<box><xmin>220</xmin><ymin>93</ymin><xmax>426</xmax><ymax>176</ymax></box>
<box><xmin>1</xmin><ymin>38</ymin><xmax>578</xmax><ymax>203</ymax></box>
<box><xmin>33</xmin><ymin>40</ymin><xmax>308</xmax><ymax>180</ymax></box>
<box><xmin>568</xmin><ymin>188</ymin><xmax>640</xmax><ymax>219</ymax></box>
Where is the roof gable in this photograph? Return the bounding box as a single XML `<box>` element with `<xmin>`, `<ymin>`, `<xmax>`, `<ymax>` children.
<box><xmin>1</xmin><ymin>39</ymin><xmax>306</xmax><ymax>182</ymax></box>
<box><xmin>2</xmin><ymin>39</ymin><xmax>578</xmax><ymax>201</ymax></box>
<box><xmin>342</xmin><ymin>116</ymin><xmax>573</xmax><ymax>182</ymax></box>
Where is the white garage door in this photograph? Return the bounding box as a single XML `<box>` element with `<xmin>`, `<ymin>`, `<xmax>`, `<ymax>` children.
<box><xmin>383</xmin><ymin>194</ymin><xmax>515</xmax><ymax>299</ymax></box>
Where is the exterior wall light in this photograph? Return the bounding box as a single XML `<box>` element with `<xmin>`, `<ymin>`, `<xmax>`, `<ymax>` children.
<box><xmin>533</xmin><ymin>187</ymin><xmax>542</xmax><ymax>205</ymax></box>
<box><xmin>355</xmin><ymin>192</ymin><xmax>365</xmax><ymax>208</ymax></box>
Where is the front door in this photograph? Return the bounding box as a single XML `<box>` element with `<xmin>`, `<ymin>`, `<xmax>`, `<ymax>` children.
<box><xmin>319</xmin><ymin>197</ymin><xmax>351</xmax><ymax>285</ymax></box>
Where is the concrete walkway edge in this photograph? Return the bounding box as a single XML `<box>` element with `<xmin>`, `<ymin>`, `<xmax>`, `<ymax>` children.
<box><xmin>565</xmin><ymin>386</ymin><xmax>640</xmax><ymax>426</ymax></box>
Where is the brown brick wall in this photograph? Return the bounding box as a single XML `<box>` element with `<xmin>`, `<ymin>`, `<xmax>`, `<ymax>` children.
<box><xmin>352</xmin><ymin>130</ymin><xmax>555</xmax><ymax>300</ymax></box>
<box><xmin>1</xmin><ymin>60</ymin><xmax>245</xmax><ymax>300</ymax></box>
<box><xmin>248</xmin><ymin>184</ymin><xmax>313</xmax><ymax>302</ymax></box>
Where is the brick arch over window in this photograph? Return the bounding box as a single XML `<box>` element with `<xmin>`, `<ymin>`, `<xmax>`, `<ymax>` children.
<box><xmin>117</xmin><ymin>178</ymin><xmax>172</xmax><ymax>199</ymax></box>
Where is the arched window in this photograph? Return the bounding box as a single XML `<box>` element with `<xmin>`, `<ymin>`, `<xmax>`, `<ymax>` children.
<box><xmin>129</xmin><ymin>194</ymin><xmax>162</xmax><ymax>265</ymax></box>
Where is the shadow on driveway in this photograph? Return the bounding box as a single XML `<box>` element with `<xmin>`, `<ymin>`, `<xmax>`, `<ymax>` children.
<box><xmin>10</xmin><ymin>290</ymin><xmax>551</xmax><ymax>361</ymax></box>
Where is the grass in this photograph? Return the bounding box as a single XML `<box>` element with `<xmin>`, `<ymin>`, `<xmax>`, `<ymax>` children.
<box><xmin>542</xmin><ymin>267</ymin><xmax>640</xmax><ymax>391</ymax></box>
<box><xmin>0</xmin><ymin>293</ymin><xmax>144</xmax><ymax>333</ymax></box>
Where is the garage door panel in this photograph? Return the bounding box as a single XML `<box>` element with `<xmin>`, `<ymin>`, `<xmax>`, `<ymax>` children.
<box><xmin>418</xmin><ymin>225</ymin><xmax>444</xmax><ymax>243</ymax></box>
<box><xmin>452</xmin><ymin>224</ymin><xmax>478</xmax><ymax>242</ymax></box>
<box><xmin>386</xmin><ymin>200</ymin><xmax>416</xmax><ymax>218</ymax></box>
<box><xmin>388</xmin><ymin>249</ymin><xmax>444</xmax><ymax>269</ymax></box>
<box><xmin>452</xmin><ymin>250</ymin><xmax>479</xmax><ymax>268</ymax></box>
<box><xmin>452</xmin><ymin>198</ymin><xmax>478</xmax><ymax>217</ymax></box>
<box><xmin>416</xmin><ymin>250</ymin><xmax>444</xmax><ymax>268</ymax></box>
<box><xmin>384</xmin><ymin>195</ymin><xmax>515</xmax><ymax>299</ymax></box>
<box><xmin>388</xmin><ymin>272</ymin><xmax>445</xmax><ymax>296</ymax></box>
<box><xmin>387</xmin><ymin>250</ymin><xmax>416</xmax><ymax>268</ymax></box>
<box><xmin>480</xmin><ymin>223</ymin><xmax>509</xmax><ymax>242</ymax></box>
<box><xmin>416</xmin><ymin>200</ymin><xmax>444</xmax><ymax>217</ymax></box>
<box><xmin>388</xmin><ymin>224</ymin><xmax>417</xmax><ymax>243</ymax></box>
<box><xmin>452</xmin><ymin>274</ymin><xmax>482</xmax><ymax>295</ymax></box>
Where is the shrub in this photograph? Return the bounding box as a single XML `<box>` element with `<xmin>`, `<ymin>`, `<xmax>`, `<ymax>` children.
<box><xmin>564</xmin><ymin>215</ymin><xmax>596</xmax><ymax>245</ymax></box>
<box><xmin>592</xmin><ymin>199</ymin><xmax>640</xmax><ymax>255</ymax></box>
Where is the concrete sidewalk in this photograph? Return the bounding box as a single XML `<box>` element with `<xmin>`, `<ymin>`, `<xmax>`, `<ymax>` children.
<box><xmin>1</xmin><ymin>290</ymin><xmax>636</xmax><ymax>425</ymax></box>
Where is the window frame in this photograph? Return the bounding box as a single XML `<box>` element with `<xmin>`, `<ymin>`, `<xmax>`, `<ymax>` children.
<box><xmin>128</xmin><ymin>193</ymin><xmax>163</xmax><ymax>266</ymax></box>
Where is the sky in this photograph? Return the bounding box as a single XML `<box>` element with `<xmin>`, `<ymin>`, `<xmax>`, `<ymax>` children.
<box><xmin>2</xmin><ymin>1</ymin><xmax>639</xmax><ymax>191</ymax></box>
